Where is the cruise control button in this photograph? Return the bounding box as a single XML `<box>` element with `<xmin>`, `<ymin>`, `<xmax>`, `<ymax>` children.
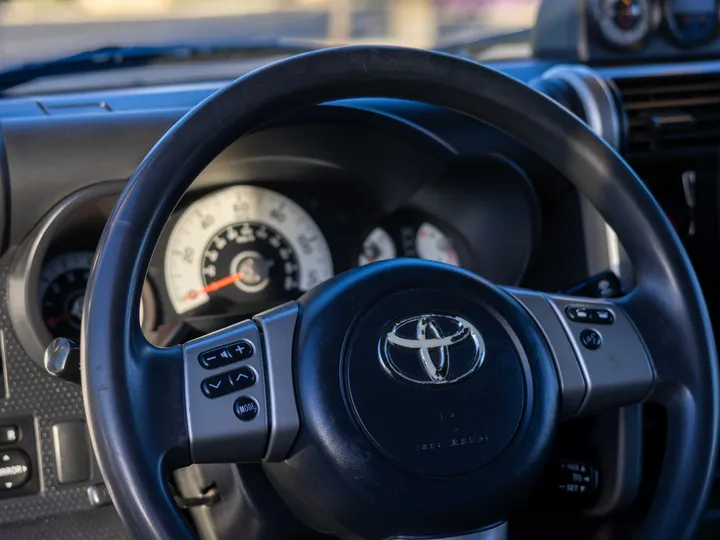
<box><xmin>234</xmin><ymin>396</ymin><xmax>259</xmax><ymax>421</ymax></box>
<box><xmin>580</xmin><ymin>329</ymin><xmax>602</xmax><ymax>350</ymax></box>
<box><xmin>0</xmin><ymin>449</ymin><xmax>30</xmax><ymax>490</ymax></box>
<box><xmin>0</xmin><ymin>425</ymin><xmax>19</xmax><ymax>445</ymax></box>
<box><xmin>199</xmin><ymin>346</ymin><xmax>235</xmax><ymax>370</ymax></box>
<box><xmin>226</xmin><ymin>340</ymin><xmax>253</xmax><ymax>361</ymax></box>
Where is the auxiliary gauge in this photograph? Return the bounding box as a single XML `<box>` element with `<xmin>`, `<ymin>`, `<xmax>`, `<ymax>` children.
<box><xmin>664</xmin><ymin>0</ymin><xmax>719</xmax><ymax>46</ymax></box>
<box><xmin>593</xmin><ymin>0</ymin><xmax>657</xmax><ymax>49</ymax></box>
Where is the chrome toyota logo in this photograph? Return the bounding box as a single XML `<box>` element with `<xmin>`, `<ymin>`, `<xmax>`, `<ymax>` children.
<box><xmin>379</xmin><ymin>314</ymin><xmax>485</xmax><ymax>385</ymax></box>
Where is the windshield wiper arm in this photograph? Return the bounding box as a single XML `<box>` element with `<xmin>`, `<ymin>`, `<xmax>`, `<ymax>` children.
<box><xmin>0</xmin><ymin>40</ymin><xmax>318</xmax><ymax>93</ymax></box>
<box><xmin>436</xmin><ymin>29</ymin><xmax>532</xmax><ymax>56</ymax></box>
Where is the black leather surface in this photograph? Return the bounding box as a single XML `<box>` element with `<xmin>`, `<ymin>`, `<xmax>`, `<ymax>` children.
<box><xmin>83</xmin><ymin>46</ymin><xmax>718</xmax><ymax>540</ymax></box>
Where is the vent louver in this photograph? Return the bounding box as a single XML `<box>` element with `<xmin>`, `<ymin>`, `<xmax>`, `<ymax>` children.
<box><xmin>613</xmin><ymin>72</ymin><xmax>720</xmax><ymax>153</ymax></box>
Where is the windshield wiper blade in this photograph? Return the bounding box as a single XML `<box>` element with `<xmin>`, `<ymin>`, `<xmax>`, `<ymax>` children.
<box><xmin>0</xmin><ymin>40</ymin><xmax>318</xmax><ymax>93</ymax></box>
<box><xmin>437</xmin><ymin>29</ymin><xmax>532</xmax><ymax>56</ymax></box>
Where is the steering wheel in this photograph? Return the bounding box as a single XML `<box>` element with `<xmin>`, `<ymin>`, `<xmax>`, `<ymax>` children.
<box><xmin>81</xmin><ymin>47</ymin><xmax>719</xmax><ymax>540</ymax></box>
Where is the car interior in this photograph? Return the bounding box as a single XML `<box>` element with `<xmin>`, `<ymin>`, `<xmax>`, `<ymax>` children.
<box><xmin>1</xmin><ymin>0</ymin><xmax>720</xmax><ymax>538</ymax></box>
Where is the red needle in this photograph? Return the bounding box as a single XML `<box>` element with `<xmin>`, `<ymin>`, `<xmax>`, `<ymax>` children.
<box><xmin>184</xmin><ymin>272</ymin><xmax>244</xmax><ymax>300</ymax></box>
<box><xmin>45</xmin><ymin>313</ymin><xmax>72</xmax><ymax>327</ymax></box>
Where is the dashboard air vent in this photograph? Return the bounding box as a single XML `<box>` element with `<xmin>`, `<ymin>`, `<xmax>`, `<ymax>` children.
<box><xmin>612</xmin><ymin>72</ymin><xmax>720</xmax><ymax>153</ymax></box>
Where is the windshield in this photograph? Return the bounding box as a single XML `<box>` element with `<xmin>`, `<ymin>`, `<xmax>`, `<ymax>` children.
<box><xmin>1</xmin><ymin>0</ymin><xmax>538</xmax><ymax>68</ymax></box>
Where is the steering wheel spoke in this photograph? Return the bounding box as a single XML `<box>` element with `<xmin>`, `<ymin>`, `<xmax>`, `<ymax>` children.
<box><xmin>182</xmin><ymin>301</ymin><xmax>299</xmax><ymax>464</ymax></box>
<box><xmin>507</xmin><ymin>288</ymin><xmax>655</xmax><ymax>419</ymax></box>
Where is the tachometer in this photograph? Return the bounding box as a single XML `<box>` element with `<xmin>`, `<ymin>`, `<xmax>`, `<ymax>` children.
<box><xmin>164</xmin><ymin>185</ymin><xmax>333</xmax><ymax>315</ymax></box>
<box><xmin>40</xmin><ymin>250</ymin><xmax>154</xmax><ymax>340</ymax></box>
<box><xmin>39</xmin><ymin>251</ymin><xmax>94</xmax><ymax>340</ymax></box>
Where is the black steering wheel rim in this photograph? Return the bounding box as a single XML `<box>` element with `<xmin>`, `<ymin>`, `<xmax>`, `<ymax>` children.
<box><xmin>82</xmin><ymin>46</ymin><xmax>719</xmax><ymax>540</ymax></box>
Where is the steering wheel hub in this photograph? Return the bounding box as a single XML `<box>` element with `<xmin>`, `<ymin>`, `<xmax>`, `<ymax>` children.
<box><xmin>346</xmin><ymin>287</ymin><xmax>528</xmax><ymax>476</ymax></box>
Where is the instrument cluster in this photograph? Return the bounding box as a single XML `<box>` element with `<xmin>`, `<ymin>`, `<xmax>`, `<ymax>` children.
<box><xmin>152</xmin><ymin>183</ymin><xmax>474</xmax><ymax>342</ymax></box>
<box><xmin>591</xmin><ymin>0</ymin><xmax>719</xmax><ymax>50</ymax></box>
<box><xmin>35</xmin><ymin>165</ymin><xmax>538</xmax><ymax>349</ymax></box>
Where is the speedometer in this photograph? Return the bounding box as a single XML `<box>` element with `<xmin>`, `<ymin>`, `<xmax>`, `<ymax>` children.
<box><xmin>164</xmin><ymin>186</ymin><xmax>333</xmax><ymax>315</ymax></box>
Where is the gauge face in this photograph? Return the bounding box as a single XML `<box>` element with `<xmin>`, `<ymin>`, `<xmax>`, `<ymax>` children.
<box><xmin>358</xmin><ymin>227</ymin><xmax>397</xmax><ymax>266</ymax></box>
<box><xmin>415</xmin><ymin>223</ymin><xmax>460</xmax><ymax>267</ymax></box>
<box><xmin>40</xmin><ymin>251</ymin><xmax>150</xmax><ymax>340</ymax></box>
<box><xmin>165</xmin><ymin>185</ymin><xmax>333</xmax><ymax>315</ymax></box>
<box><xmin>39</xmin><ymin>251</ymin><xmax>94</xmax><ymax>339</ymax></box>
<box><xmin>665</xmin><ymin>0</ymin><xmax>718</xmax><ymax>45</ymax></box>
<box><xmin>595</xmin><ymin>0</ymin><xmax>654</xmax><ymax>48</ymax></box>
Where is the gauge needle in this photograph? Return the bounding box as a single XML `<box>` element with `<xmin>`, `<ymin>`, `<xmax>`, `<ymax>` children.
<box><xmin>184</xmin><ymin>272</ymin><xmax>244</xmax><ymax>300</ymax></box>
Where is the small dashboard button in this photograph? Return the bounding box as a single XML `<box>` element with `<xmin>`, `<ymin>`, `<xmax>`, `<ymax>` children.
<box><xmin>0</xmin><ymin>449</ymin><xmax>30</xmax><ymax>490</ymax></box>
<box><xmin>201</xmin><ymin>366</ymin><xmax>256</xmax><ymax>398</ymax></box>
<box><xmin>590</xmin><ymin>309</ymin><xmax>614</xmax><ymax>324</ymax></box>
<box><xmin>199</xmin><ymin>340</ymin><xmax>254</xmax><ymax>369</ymax></box>
<box><xmin>226</xmin><ymin>340</ymin><xmax>253</xmax><ymax>361</ymax></box>
<box><xmin>199</xmin><ymin>347</ymin><xmax>233</xmax><ymax>370</ymax></box>
<box><xmin>566</xmin><ymin>306</ymin><xmax>591</xmax><ymax>322</ymax></box>
<box><xmin>234</xmin><ymin>396</ymin><xmax>259</xmax><ymax>421</ymax></box>
<box><xmin>227</xmin><ymin>366</ymin><xmax>256</xmax><ymax>390</ymax></box>
<box><xmin>0</xmin><ymin>426</ymin><xmax>19</xmax><ymax>445</ymax></box>
<box><xmin>566</xmin><ymin>306</ymin><xmax>614</xmax><ymax>325</ymax></box>
<box><xmin>580</xmin><ymin>329</ymin><xmax>602</xmax><ymax>350</ymax></box>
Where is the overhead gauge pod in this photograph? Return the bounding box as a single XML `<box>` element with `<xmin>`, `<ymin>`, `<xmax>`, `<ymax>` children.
<box><xmin>592</xmin><ymin>0</ymin><xmax>660</xmax><ymax>49</ymax></box>
<box><xmin>664</xmin><ymin>0</ymin><xmax>719</xmax><ymax>46</ymax></box>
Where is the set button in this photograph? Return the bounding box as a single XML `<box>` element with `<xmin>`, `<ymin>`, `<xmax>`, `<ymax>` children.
<box><xmin>198</xmin><ymin>340</ymin><xmax>254</xmax><ymax>369</ymax></box>
<box><xmin>201</xmin><ymin>366</ymin><xmax>256</xmax><ymax>398</ymax></box>
<box><xmin>565</xmin><ymin>306</ymin><xmax>614</xmax><ymax>325</ymax></box>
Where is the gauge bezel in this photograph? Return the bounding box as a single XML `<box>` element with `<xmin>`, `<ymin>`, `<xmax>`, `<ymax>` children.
<box><xmin>663</xmin><ymin>0</ymin><xmax>720</xmax><ymax>47</ymax></box>
<box><xmin>8</xmin><ymin>182</ymin><xmax>125</xmax><ymax>366</ymax></box>
<box><xmin>591</xmin><ymin>0</ymin><xmax>661</xmax><ymax>51</ymax></box>
<box><xmin>7</xmin><ymin>182</ymin><xmax>157</xmax><ymax>366</ymax></box>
